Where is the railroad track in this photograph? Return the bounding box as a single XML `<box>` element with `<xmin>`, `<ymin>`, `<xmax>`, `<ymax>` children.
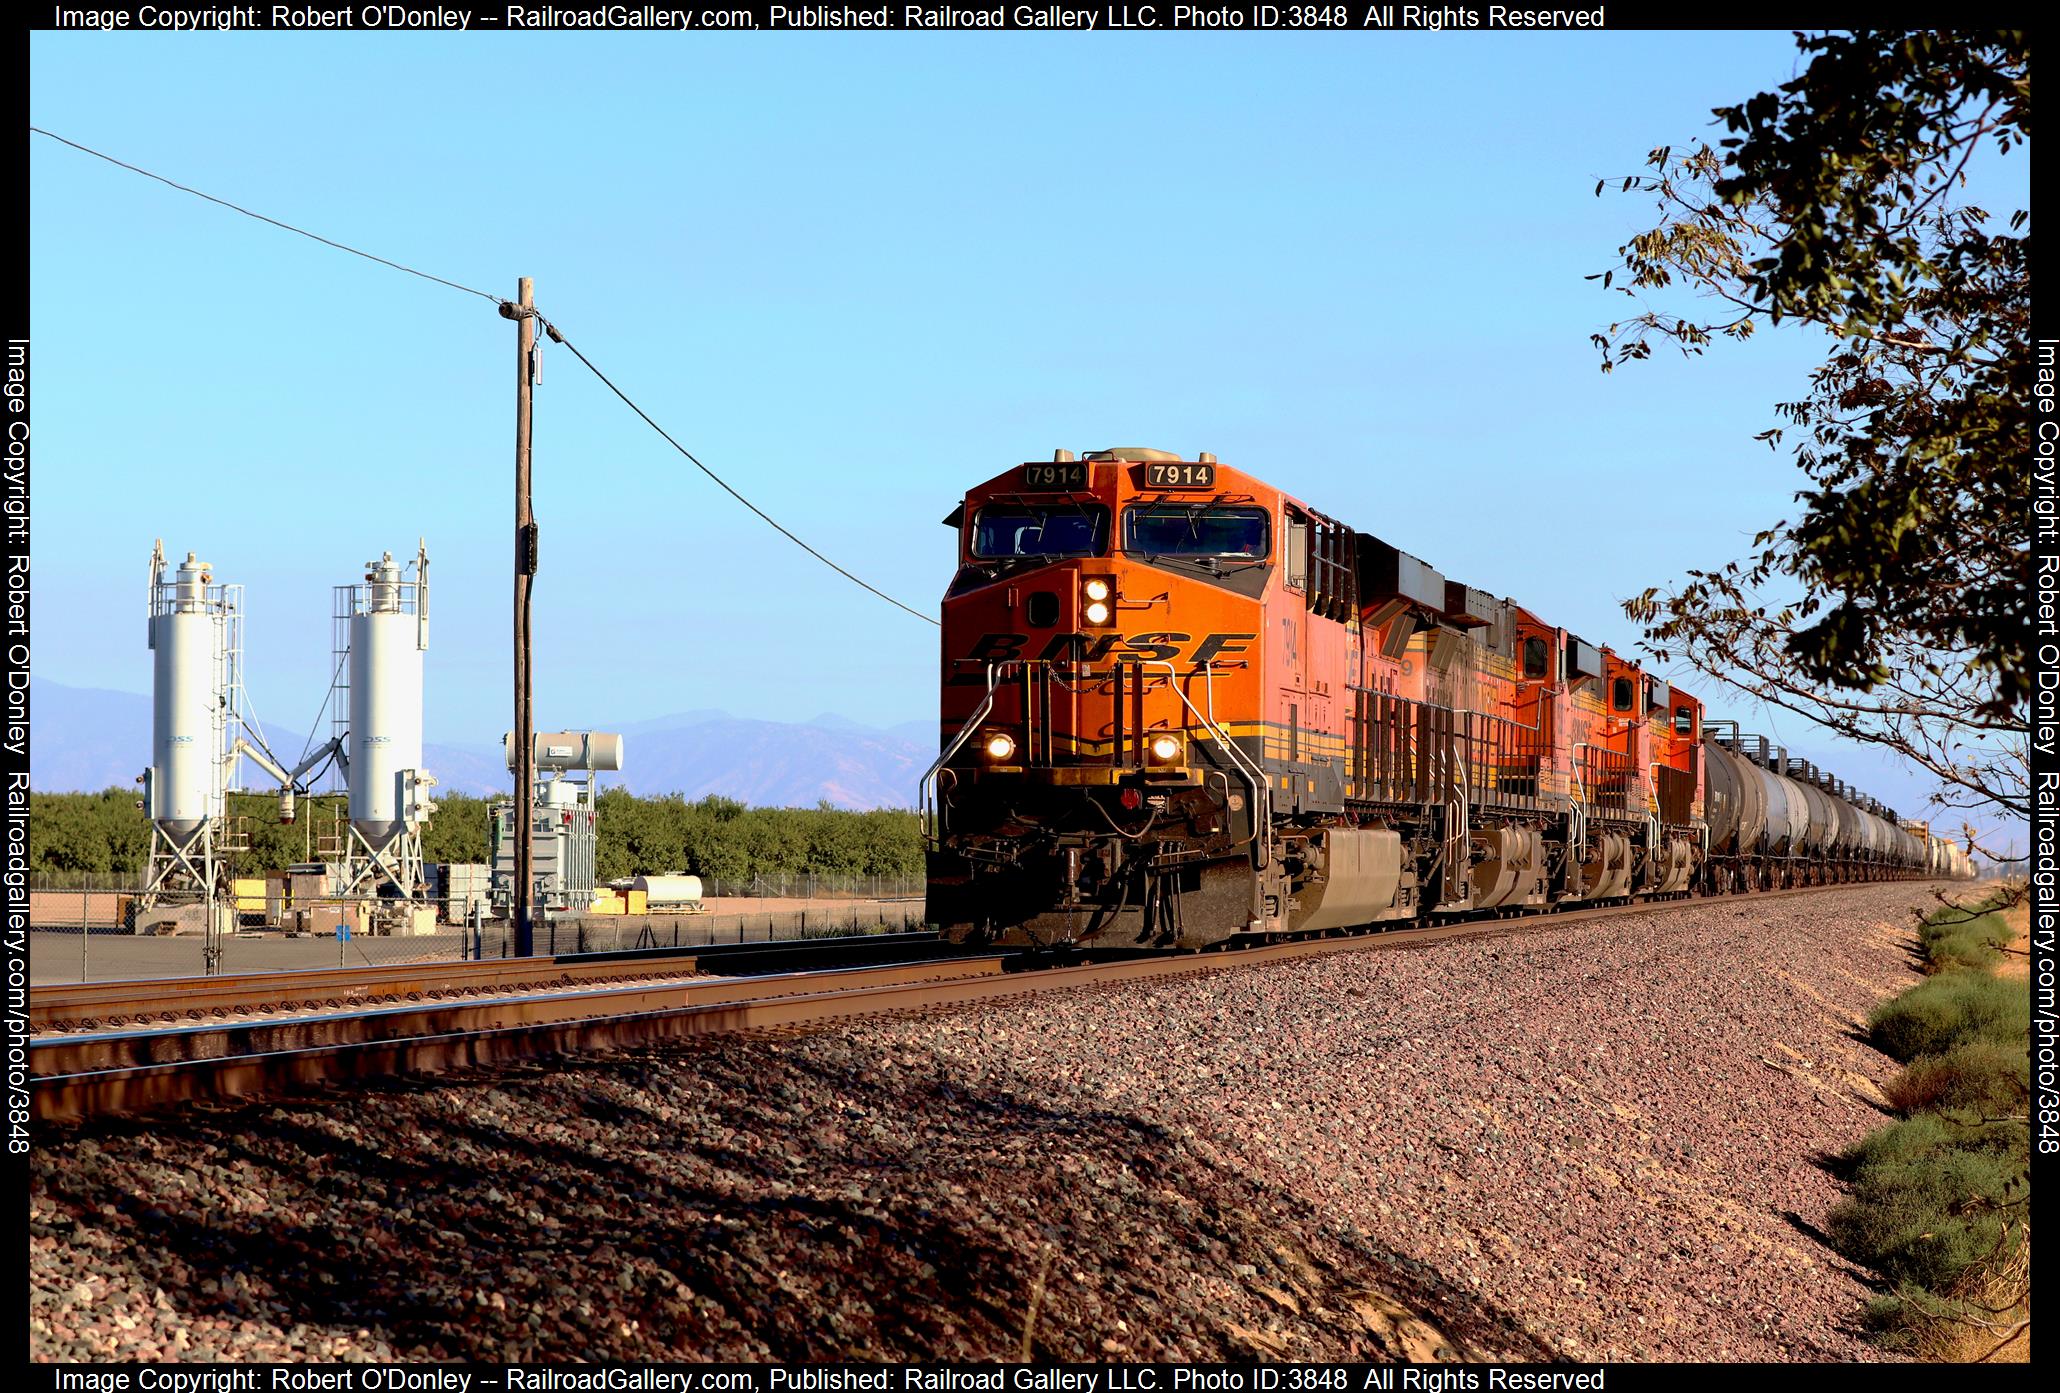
<box><xmin>29</xmin><ymin>882</ymin><xmax>1935</xmax><ymax>1123</ymax></box>
<box><xmin>28</xmin><ymin>930</ymin><xmax>950</xmax><ymax>1032</ymax></box>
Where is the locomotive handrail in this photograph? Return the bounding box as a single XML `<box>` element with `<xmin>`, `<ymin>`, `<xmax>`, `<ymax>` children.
<box><xmin>1203</xmin><ymin>771</ymin><xmax>1265</xmax><ymax>853</ymax></box>
<box><xmin>1447</xmin><ymin>768</ymin><xmax>1469</xmax><ymax>904</ymax></box>
<box><xmin>1569</xmin><ymin>741</ymin><xmax>1590</xmax><ymax>865</ymax></box>
<box><xmin>1196</xmin><ymin>659</ymin><xmax>1272</xmax><ymax>853</ymax></box>
<box><xmin>920</xmin><ymin>662</ymin><xmax>1004</xmax><ymax>843</ymax></box>
<box><xmin>1198</xmin><ymin>660</ymin><xmax>1272</xmax><ymax>861</ymax></box>
<box><xmin>1140</xmin><ymin>658</ymin><xmax>1271</xmax><ymax>868</ymax></box>
<box><xmin>1346</xmin><ymin>684</ymin><xmax>1544</xmax><ymax>734</ymax></box>
<box><xmin>1571</xmin><ymin>739</ymin><xmax>1638</xmax><ymax>819</ymax></box>
<box><xmin>924</xmin><ymin>657</ymin><xmax>1273</xmax><ymax>866</ymax></box>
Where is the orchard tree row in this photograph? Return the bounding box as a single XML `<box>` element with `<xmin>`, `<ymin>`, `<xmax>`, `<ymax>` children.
<box><xmin>28</xmin><ymin>787</ymin><xmax>924</xmax><ymax>884</ymax></box>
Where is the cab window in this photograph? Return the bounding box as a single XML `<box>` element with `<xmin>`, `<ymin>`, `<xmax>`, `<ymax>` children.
<box><xmin>1522</xmin><ymin>637</ymin><xmax>1549</xmax><ymax>680</ymax></box>
<box><xmin>1611</xmin><ymin>676</ymin><xmax>1634</xmax><ymax>712</ymax></box>
<box><xmin>970</xmin><ymin>504</ymin><xmax>1109</xmax><ymax>559</ymax></box>
<box><xmin>1674</xmin><ymin>704</ymin><xmax>1695</xmax><ymax>736</ymax></box>
<box><xmin>1123</xmin><ymin>504</ymin><xmax>1270</xmax><ymax>558</ymax></box>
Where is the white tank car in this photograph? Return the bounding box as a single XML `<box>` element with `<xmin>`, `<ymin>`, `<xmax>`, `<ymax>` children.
<box><xmin>149</xmin><ymin>552</ymin><xmax>224</xmax><ymax>841</ymax></box>
<box><xmin>348</xmin><ymin>552</ymin><xmax>426</xmax><ymax>849</ymax></box>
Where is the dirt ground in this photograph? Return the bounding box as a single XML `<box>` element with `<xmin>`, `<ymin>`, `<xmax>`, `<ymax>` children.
<box><xmin>29</xmin><ymin>883</ymin><xmax>1951</xmax><ymax>1362</ymax></box>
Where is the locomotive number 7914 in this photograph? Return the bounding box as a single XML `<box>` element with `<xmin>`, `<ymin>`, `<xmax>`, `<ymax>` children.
<box><xmin>1146</xmin><ymin>461</ymin><xmax>1216</xmax><ymax>489</ymax></box>
<box><xmin>1021</xmin><ymin>462</ymin><xmax>1090</xmax><ymax>489</ymax></box>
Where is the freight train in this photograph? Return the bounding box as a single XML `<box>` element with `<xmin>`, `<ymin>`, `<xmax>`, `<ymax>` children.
<box><xmin>921</xmin><ymin>448</ymin><xmax>1974</xmax><ymax>950</ymax></box>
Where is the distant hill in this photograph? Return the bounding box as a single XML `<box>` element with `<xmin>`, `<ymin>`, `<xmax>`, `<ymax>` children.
<box><xmin>28</xmin><ymin>680</ymin><xmax>937</xmax><ymax>811</ymax></box>
<box><xmin>39</xmin><ymin>677</ymin><xmax>1972</xmax><ymax>838</ymax></box>
<box><xmin>619</xmin><ymin>715</ymin><xmax>935</xmax><ymax>809</ymax></box>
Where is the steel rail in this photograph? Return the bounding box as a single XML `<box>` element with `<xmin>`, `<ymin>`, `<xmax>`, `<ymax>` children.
<box><xmin>28</xmin><ymin>931</ymin><xmax>946</xmax><ymax>1031</ymax></box>
<box><xmin>30</xmin><ymin>881</ymin><xmax>1937</xmax><ymax>1124</ymax></box>
<box><xmin>31</xmin><ymin>954</ymin><xmax>1012</xmax><ymax>1122</ymax></box>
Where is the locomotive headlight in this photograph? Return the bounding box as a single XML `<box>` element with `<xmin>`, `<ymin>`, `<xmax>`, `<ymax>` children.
<box><xmin>1081</xmin><ymin>576</ymin><xmax>1116</xmax><ymax>626</ymax></box>
<box><xmin>983</xmin><ymin>732</ymin><xmax>1016</xmax><ymax>762</ymax></box>
<box><xmin>1148</xmin><ymin>734</ymin><xmax>1183</xmax><ymax>765</ymax></box>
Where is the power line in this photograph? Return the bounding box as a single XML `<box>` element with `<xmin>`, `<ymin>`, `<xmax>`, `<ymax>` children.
<box><xmin>31</xmin><ymin>126</ymin><xmax>938</xmax><ymax>627</ymax></box>
<box><xmin>31</xmin><ymin>127</ymin><xmax>502</xmax><ymax>305</ymax></box>
<box><xmin>536</xmin><ymin>314</ymin><xmax>938</xmax><ymax>626</ymax></box>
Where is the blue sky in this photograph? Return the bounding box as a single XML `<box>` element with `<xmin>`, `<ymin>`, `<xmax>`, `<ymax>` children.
<box><xmin>29</xmin><ymin>31</ymin><xmax>2026</xmax><ymax>833</ymax></box>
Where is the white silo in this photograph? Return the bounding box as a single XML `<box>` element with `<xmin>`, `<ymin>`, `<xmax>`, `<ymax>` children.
<box><xmin>347</xmin><ymin>550</ymin><xmax>426</xmax><ymax>850</ymax></box>
<box><xmin>149</xmin><ymin>549</ymin><xmax>226</xmax><ymax>842</ymax></box>
<box><xmin>140</xmin><ymin>540</ymin><xmax>246</xmax><ymax>953</ymax></box>
<box><xmin>334</xmin><ymin>543</ymin><xmax>435</xmax><ymax>904</ymax></box>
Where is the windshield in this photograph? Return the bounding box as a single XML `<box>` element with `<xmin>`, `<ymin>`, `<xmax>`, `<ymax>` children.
<box><xmin>970</xmin><ymin>504</ymin><xmax>1109</xmax><ymax>559</ymax></box>
<box><xmin>1123</xmin><ymin>504</ymin><xmax>1270</xmax><ymax>558</ymax></box>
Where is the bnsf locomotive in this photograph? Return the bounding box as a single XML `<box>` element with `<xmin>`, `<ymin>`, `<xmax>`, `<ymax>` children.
<box><xmin>921</xmin><ymin>448</ymin><xmax>1972</xmax><ymax>950</ymax></box>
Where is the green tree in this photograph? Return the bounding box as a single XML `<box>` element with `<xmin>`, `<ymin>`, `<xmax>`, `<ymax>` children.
<box><xmin>1594</xmin><ymin>30</ymin><xmax>2030</xmax><ymax>841</ymax></box>
<box><xmin>420</xmin><ymin>792</ymin><xmax>494</xmax><ymax>866</ymax></box>
<box><xmin>29</xmin><ymin>794</ymin><xmax>115</xmax><ymax>874</ymax></box>
<box><xmin>28</xmin><ymin>787</ymin><xmax>924</xmax><ymax>884</ymax></box>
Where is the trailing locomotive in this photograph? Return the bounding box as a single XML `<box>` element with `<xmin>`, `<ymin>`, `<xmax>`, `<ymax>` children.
<box><xmin>921</xmin><ymin>449</ymin><xmax>1972</xmax><ymax>949</ymax></box>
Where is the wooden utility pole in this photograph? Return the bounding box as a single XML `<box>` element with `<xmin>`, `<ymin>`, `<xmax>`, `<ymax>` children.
<box><xmin>509</xmin><ymin>276</ymin><xmax>537</xmax><ymax>956</ymax></box>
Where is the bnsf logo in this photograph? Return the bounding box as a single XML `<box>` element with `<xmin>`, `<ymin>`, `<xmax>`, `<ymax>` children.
<box><xmin>953</xmin><ymin>631</ymin><xmax>1255</xmax><ymax>681</ymax></box>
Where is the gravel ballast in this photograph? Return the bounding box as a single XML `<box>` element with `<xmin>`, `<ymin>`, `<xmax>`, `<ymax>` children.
<box><xmin>28</xmin><ymin>883</ymin><xmax>1938</xmax><ymax>1362</ymax></box>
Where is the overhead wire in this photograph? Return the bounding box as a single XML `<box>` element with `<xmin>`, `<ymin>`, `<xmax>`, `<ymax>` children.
<box><xmin>30</xmin><ymin>127</ymin><xmax>503</xmax><ymax>305</ymax></box>
<box><xmin>534</xmin><ymin>313</ymin><xmax>939</xmax><ymax>626</ymax></box>
<box><xmin>30</xmin><ymin>125</ymin><xmax>938</xmax><ymax>627</ymax></box>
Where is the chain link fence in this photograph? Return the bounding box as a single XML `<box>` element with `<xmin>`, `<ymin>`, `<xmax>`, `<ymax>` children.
<box><xmin>690</xmin><ymin>872</ymin><xmax>924</xmax><ymax>901</ymax></box>
<box><xmin>25</xmin><ymin>874</ymin><xmax>929</xmax><ymax>985</ymax></box>
<box><xmin>26</xmin><ymin>871</ymin><xmax>924</xmax><ymax>896</ymax></box>
<box><xmin>454</xmin><ymin>899</ymin><xmax>931</xmax><ymax>961</ymax></box>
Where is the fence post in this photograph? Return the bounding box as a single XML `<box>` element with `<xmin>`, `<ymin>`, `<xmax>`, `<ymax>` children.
<box><xmin>80</xmin><ymin>885</ymin><xmax>90</xmax><ymax>983</ymax></box>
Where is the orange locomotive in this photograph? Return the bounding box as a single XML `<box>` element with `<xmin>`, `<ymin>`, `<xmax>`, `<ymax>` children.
<box><xmin>922</xmin><ymin>448</ymin><xmax>1934</xmax><ymax>950</ymax></box>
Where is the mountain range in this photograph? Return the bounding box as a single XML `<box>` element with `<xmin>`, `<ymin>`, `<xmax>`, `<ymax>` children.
<box><xmin>28</xmin><ymin>678</ymin><xmax>1977</xmax><ymax>840</ymax></box>
<box><xmin>27</xmin><ymin>680</ymin><xmax>937</xmax><ymax>811</ymax></box>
